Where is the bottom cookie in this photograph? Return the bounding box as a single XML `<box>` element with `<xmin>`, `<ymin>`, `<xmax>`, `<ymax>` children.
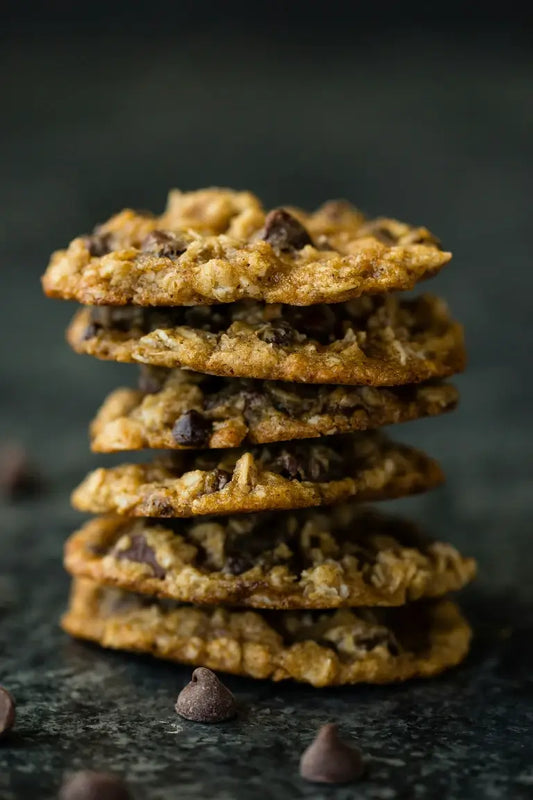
<box><xmin>62</xmin><ymin>579</ymin><xmax>471</xmax><ymax>687</ymax></box>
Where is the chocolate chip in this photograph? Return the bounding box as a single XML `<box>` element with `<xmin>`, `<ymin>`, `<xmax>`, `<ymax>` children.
<box><xmin>0</xmin><ymin>444</ymin><xmax>41</xmax><ymax>500</ymax></box>
<box><xmin>172</xmin><ymin>410</ymin><xmax>213</xmax><ymax>447</ymax></box>
<box><xmin>271</xmin><ymin>450</ymin><xmax>301</xmax><ymax>480</ymax></box>
<box><xmin>367</xmin><ymin>225</ymin><xmax>397</xmax><ymax>245</ymax></box>
<box><xmin>0</xmin><ymin>687</ymin><xmax>15</xmax><ymax>738</ymax></box>
<box><xmin>175</xmin><ymin>667</ymin><xmax>237</xmax><ymax>723</ymax></box>
<box><xmin>115</xmin><ymin>534</ymin><xmax>166</xmax><ymax>579</ymax></box>
<box><xmin>59</xmin><ymin>770</ymin><xmax>132</xmax><ymax>800</ymax></box>
<box><xmin>205</xmin><ymin>468</ymin><xmax>232</xmax><ymax>494</ymax></box>
<box><xmin>258</xmin><ymin>320</ymin><xmax>297</xmax><ymax>346</ymax></box>
<box><xmin>223</xmin><ymin>554</ymin><xmax>255</xmax><ymax>575</ymax></box>
<box><xmin>141</xmin><ymin>229</ymin><xmax>187</xmax><ymax>257</ymax></box>
<box><xmin>82</xmin><ymin>322</ymin><xmax>100</xmax><ymax>340</ymax></box>
<box><xmin>261</xmin><ymin>209</ymin><xmax>313</xmax><ymax>251</ymax></box>
<box><xmin>284</xmin><ymin>305</ymin><xmax>338</xmax><ymax>343</ymax></box>
<box><xmin>83</xmin><ymin>232</ymin><xmax>113</xmax><ymax>257</ymax></box>
<box><xmin>138</xmin><ymin>365</ymin><xmax>166</xmax><ymax>394</ymax></box>
<box><xmin>300</xmin><ymin>723</ymin><xmax>365</xmax><ymax>784</ymax></box>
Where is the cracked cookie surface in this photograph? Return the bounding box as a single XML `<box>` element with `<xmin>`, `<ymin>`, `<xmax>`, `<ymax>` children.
<box><xmin>67</xmin><ymin>294</ymin><xmax>465</xmax><ymax>386</ymax></box>
<box><xmin>91</xmin><ymin>368</ymin><xmax>459</xmax><ymax>451</ymax></box>
<box><xmin>62</xmin><ymin>578</ymin><xmax>472</xmax><ymax>686</ymax></box>
<box><xmin>71</xmin><ymin>433</ymin><xmax>443</xmax><ymax>518</ymax></box>
<box><xmin>64</xmin><ymin>506</ymin><xmax>476</xmax><ymax>609</ymax></box>
<box><xmin>43</xmin><ymin>188</ymin><xmax>450</xmax><ymax>307</ymax></box>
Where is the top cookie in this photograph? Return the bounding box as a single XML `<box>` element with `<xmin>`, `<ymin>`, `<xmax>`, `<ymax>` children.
<box><xmin>42</xmin><ymin>188</ymin><xmax>450</xmax><ymax>307</ymax></box>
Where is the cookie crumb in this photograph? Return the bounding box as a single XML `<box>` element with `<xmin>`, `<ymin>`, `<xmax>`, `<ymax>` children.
<box><xmin>175</xmin><ymin>667</ymin><xmax>237</xmax><ymax>722</ymax></box>
<box><xmin>300</xmin><ymin>723</ymin><xmax>365</xmax><ymax>784</ymax></box>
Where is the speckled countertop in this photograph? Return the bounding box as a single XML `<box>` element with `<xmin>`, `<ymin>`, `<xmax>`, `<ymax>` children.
<box><xmin>1</xmin><ymin>26</ymin><xmax>532</xmax><ymax>799</ymax></box>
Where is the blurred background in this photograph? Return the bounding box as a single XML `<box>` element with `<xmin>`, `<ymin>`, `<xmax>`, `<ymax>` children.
<box><xmin>1</xmin><ymin>2</ymin><xmax>532</xmax><ymax>597</ymax></box>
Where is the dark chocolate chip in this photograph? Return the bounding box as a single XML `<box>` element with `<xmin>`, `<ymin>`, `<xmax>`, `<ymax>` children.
<box><xmin>172</xmin><ymin>410</ymin><xmax>213</xmax><ymax>447</ymax></box>
<box><xmin>175</xmin><ymin>667</ymin><xmax>237</xmax><ymax>723</ymax></box>
<box><xmin>300</xmin><ymin>723</ymin><xmax>365</xmax><ymax>784</ymax></box>
<box><xmin>59</xmin><ymin>770</ymin><xmax>132</xmax><ymax>800</ymax></box>
<box><xmin>141</xmin><ymin>229</ymin><xmax>187</xmax><ymax>257</ymax></box>
<box><xmin>261</xmin><ymin>209</ymin><xmax>313</xmax><ymax>251</ymax></box>
<box><xmin>0</xmin><ymin>444</ymin><xmax>41</xmax><ymax>500</ymax></box>
<box><xmin>284</xmin><ymin>305</ymin><xmax>338</xmax><ymax>342</ymax></box>
<box><xmin>271</xmin><ymin>450</ymin><xmax>302</xmax><ymax>480</ymax></box>
<box><xmin>83</xmin><ymin>232</ymin><xmax>113</xmax><ymax>257</ymax></box>
<box><xmin>138</xmin><ymin>365</ymin><xmax>166</xmax><ymax>394</ymax></box>
<box><xmin>115</xmin><ymin>534</ymin><xmax>166</xmax><ymax>579</ymax></box>
<box><xmin>205</xmin><ymin>468</ymin><xmax>232</xmax><ymax>493</ymax></box>
<box><xmin>368</xmin><ymin>226</ymin><xmax>397</xmax><ymax>245</ymax></box>
<box><xmin>0</xmin><ymin>687</ymin><xmax>15</xmax><ymax>738</ymax></box>
<box><xmin>258</xmin><ymin>320</ymin><xmax>297</xmax><ymax>346</ymax></box>
<box><xmin>223</xmin><ymin>554</ymin><xmax>255</xmax><ymax>575</ymax></box>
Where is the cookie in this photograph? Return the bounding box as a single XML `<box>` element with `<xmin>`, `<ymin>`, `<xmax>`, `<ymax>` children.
<box><xmin>62</xmin><ymin>579</ymin><xmax>472</xmax><ymax>686</ymax></box>
<box><xmin>71</xmin><ymin>433</ymin><xmax>444</xmax><ymax>518</ymax></box>
<box><xmin>67</xmin><ymin>294</ymin><xmax>465</xmax><ymax>386</ymax></box>
<box><xmin>90</xmin><ymin>368</ymin><xmax>459</xmax><ymax>451</ymax></box>
<box><xmin>42</xmin><ymin>188</ymin><xmax>450</xmax><ymax>307</ymax></box>
<box><xmin>64</xmin><ymin>506</ymin><xmax>476</xmax><ymax>609</ymax></box>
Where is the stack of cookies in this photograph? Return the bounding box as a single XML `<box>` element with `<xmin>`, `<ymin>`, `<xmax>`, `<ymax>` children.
<box><xmin>42</xmin><ymin>188</ymin><xmax>475</xmax><ymax>687</ymax></box>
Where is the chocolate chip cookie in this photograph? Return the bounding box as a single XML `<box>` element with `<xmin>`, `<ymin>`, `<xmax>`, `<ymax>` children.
<box><xmin>67</xmin><ymin>294</ymin><xmax>465</xmax><ymax>385</ymax></box>
<box><xmin>64</xmin><ymin>506</ymin><xmax>476</xmax><ymax>609</ymax></box>
<box><xmin>62</xmin><ymin>578</ymin><xmax>472</xmax><ymax>686</ymax></box>
<box><xmin>71</xmin><ymin>434</ymin><xmax>444</xmax><ymax>518</ymax></box>
<box><xmin>42</xmin><ymin>188</ymin><xmax>449</xmax><ymax>307</ymax></box>
<box><xmin>90</xmin><ymin>368</ymin><xmax>458</xmax><ymax>451</ymax></box>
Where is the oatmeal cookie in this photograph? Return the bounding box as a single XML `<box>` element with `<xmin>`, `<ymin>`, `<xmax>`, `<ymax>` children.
<box><xmin>43</xmin><ymin>188</ymin><xmax>450</xmax><ymax>306</ymax></box>
<box><xmin>71</xmin><ymin>434</ymin><xmax>443</xmax><ymax>518</ymax></box>
<box><xmin>67</xmin><ymin>294</ymin><xmax>465</xmax><ymax>386</ymax></box>
<box><xmin>91</xmin><ymin>368</ymin><xmax>458</xmax><ymax>451</ymax></box>
<box><xmin>64</xmin><ymin>507</ymin><xmax>476</xmax><ymax>609</ymax></box>
<box><xmin>62</xmin><ymin>578</ymin><xmax>472</xmax><ymax>686</ymax></box>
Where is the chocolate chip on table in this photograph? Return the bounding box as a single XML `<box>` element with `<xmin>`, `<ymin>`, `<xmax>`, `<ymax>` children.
<box><xmin>141</xmin><ymin>229</ymin><xmax>187</xmax><ymax>257</ymax></box>
<box><xmin>261</xmin><ymin>209</ymin><xmax>313</xmax><ymax>251</ymax></box>
<box><xmin>175</xmin><ymin>667</ymin><xmax>237</xmax><ymax>723</ymax></box>
<box><xmin>172</xmin><ymin>410</ymin><xmax>213</xmax><ymax>447</ymax></box>
<box><xmin>0</xmin><ymin>687</ymin><xmax>15</xmax><ymax>738</ymax></box>
<box><xmin>300</xmin><ymin>723</ymin><xmax>365</xmax><ymax>784</ymax></box>
<box><xmin>115</xmin><ymin>534</ymin><xmax>166</xmax><ymax>579</ymax></box>
<box><xmin>83</xmin><ymin>231</ymin><xmax>113</xmax><ymax>257</ymax></box>
<box><xmin>0</xmin><ymin>443</ymin><xmax>41</xmax><ymax>500</ymax></box>
<box><xmin>59</xmin><ymin>770</ymin><xmax>132</xmax><ymax>800</ymax></box>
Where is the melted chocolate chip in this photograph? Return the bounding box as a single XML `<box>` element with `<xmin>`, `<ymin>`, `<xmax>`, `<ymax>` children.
<box><xmin>141</xmin><ymin>229</ymin><xmax>187</xmax><ymax>257</ymax></box>
<box><xmin>172</xmin><ymin>410</ymin><xmax>213</xmax><ymax>447</ymax></box>
<box><xmin>300</xmin><ymin>724</ymin><xmax>365</xmax><ymax>784</ymax></box>
<box><xmin>175</xmin><ymin>667</ymin><xmax>237</xmax><ymax>723</ymax></box>
<box><xmin>261</xmin><ymin>209</ymin><xmax>313</xmax><ymax>251</ymax></box>
<box><xmin>115</xmin><ymin>534</ymin><xmax>166</xmax><ymax>579</ymax></box>
<box><xmin>83</xmin><ymin>231</ymin><xmax>113</xmax><ymax>257</ymax></box>
<box><xmin>265</xmin><ymin>383</ymin><xmax>317</xmax><ymax>416</ymax></box>
<box><xmin>0</xmin><ymin>688</ymin><xmax>15</xmax><ymax>738</ymax></box>
<box><xmin>59</xmin><ymin>770</ymin><xmax>132</xmax><ymax>800</ymax></box>
<box><xmin>271</xmin><ymin>451</ymin><xmax>301</xmax><ymax>480</ymax></box>
<box><xmin>258</xmin><ymin>320</ymin><xmax>297</xmax><ymax>346</ymax></box>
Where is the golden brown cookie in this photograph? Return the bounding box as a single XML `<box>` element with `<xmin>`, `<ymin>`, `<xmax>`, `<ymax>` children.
<box><xmin>64</xmin><ymin>507</ymin><xmax>476</xmax><ymax>609</ymax></box>
<box><xmin>67</xmin><ymin>294</ymin><xmax>465</xmax><ymax>386</ymax></box>
<box><xmin>42</xmin><ymin>188</ymin><xmax>450</xmax><ymax>307</ymax></box>
<box><xmin>91</xmin><ymin>368</ymin><xmax>459</xmax><ymax>451</ymax></box>
<box><xmin>71</xmin><ymin>433</ymin><xmax>444</xmax><ymax>518</ymax></box>
<box><xmin>62</xmin><ymin>578</ymin><xmax>472</xmax><ymax>686</ymax></box>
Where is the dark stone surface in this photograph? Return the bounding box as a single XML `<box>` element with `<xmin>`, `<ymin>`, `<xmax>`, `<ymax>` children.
<box><xmin>1</xmin><ymin>24</ymin><xmax>532</xmax><ymax>800</ymax></box>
